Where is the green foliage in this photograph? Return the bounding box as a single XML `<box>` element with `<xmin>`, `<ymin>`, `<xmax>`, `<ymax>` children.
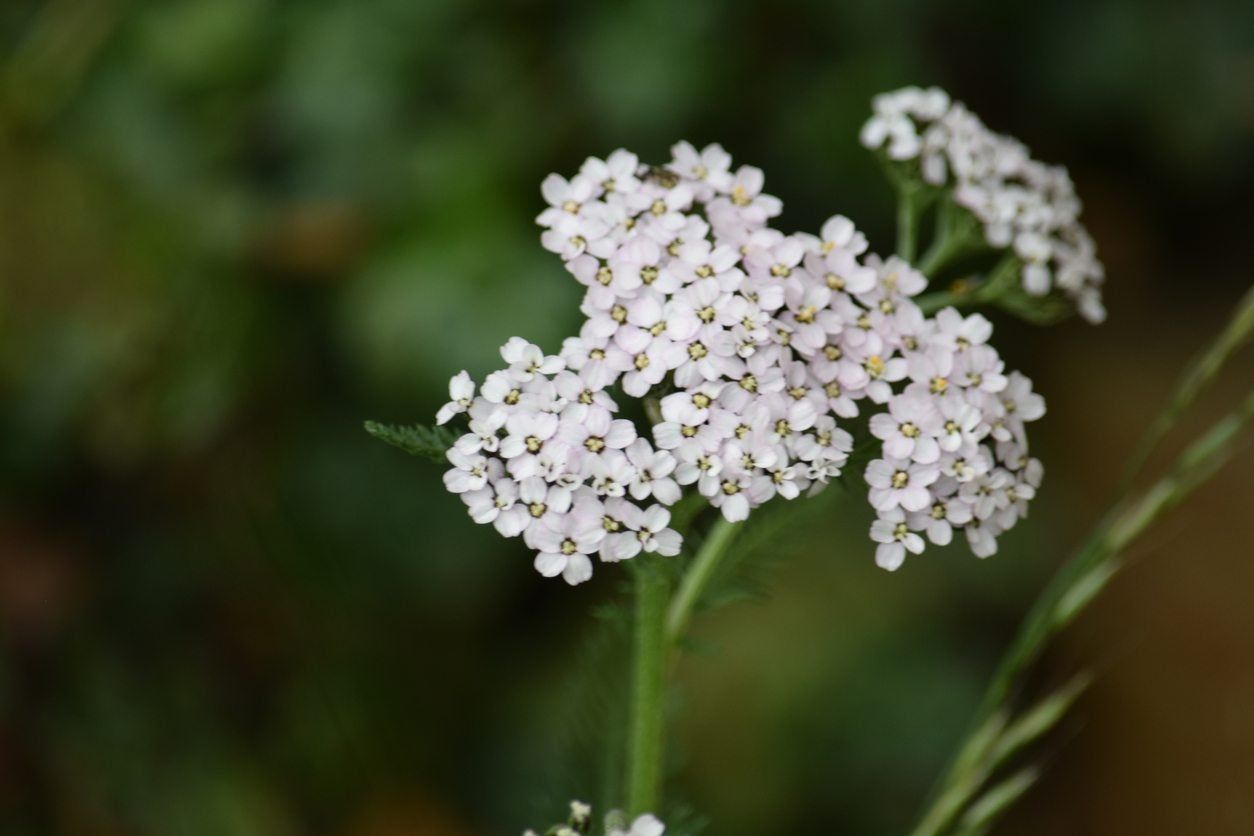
<box><xmin>5</xmin><ymin>0</ymin><xmax>1252</xmax><ymax>832</ymax></box>
<box><xmin>362</xmin><ymin>420</ymin><xmax>455</xmax><ymax>464</ymax></box>
<box><xmin>910</xmin><ymin>298</ymin><xmax>1254</xmax><ymax>835</ymax></box>
<box><xmin>993</xmin><ymin>285</ymin><xmax>1075</xmax><ymax>326</ymax></box>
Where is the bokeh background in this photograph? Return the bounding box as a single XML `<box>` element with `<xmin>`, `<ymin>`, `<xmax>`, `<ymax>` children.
<box><xmin>2</xmin><ymin>0</ymin><xmax>1253</xmax><ymax>833</ymax></box>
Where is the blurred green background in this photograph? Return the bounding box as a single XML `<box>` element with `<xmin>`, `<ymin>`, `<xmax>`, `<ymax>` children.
<box><xmin>1</xmin><ymin>0</ymin><xmax>1252</xmax><ymax>833</ymax></box>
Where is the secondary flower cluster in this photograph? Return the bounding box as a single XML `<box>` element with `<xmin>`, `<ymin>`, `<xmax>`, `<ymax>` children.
<box><xmin>437</xmin><ymin>339</ymin><xmax>684</xmax><ymax>586</ymax></box>
<box><xmin>437</xmin><ymin>141</ymin><xmax>1047</xmax><ymax>581</ymax></box>
<box><xmin>522</xmin><ymin>801</ymin><xmax>664</xmax><ymax>836</ymax></box>
<box><xmin>864</xmin><ymin>308</ymin><xmax>1045</xmax><ymax>570</ymax></box>
<box><xmin>861</xmin><ymin>86</ymin><xmax>1106</xmax><ymax>324</ymax></box>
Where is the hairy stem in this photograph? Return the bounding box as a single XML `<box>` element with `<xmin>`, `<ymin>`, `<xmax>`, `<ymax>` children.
<box><xmin>623</xmin><ymin>514</ymin><xmax>743</xmax><ymax>815</ymax></box>
<box><xmin>665</xmin><ymin>516</ymin><xmax>742</xmax><ymax>646</ymax></box>
<box><xmin>626</xmin><ymin>563</ymin><xmax>670</xmax><ymax>815</ymax></box>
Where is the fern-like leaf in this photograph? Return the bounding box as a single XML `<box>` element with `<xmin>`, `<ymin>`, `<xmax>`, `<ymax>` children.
<box><xmin>363</xmin><ymin>420</ymin><xmax>456</xmax><ymax>464</ymax></box>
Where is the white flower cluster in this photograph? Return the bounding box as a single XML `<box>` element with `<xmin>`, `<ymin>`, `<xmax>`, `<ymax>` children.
<box><xmin>522</xmin><ymin>800</ymin><xmax>664</xmax><ymax>836</ymax></box>
<box><xmin>863</xmin><ymin>307</ymin><xmax>1046</xmax><ymax>570</ymax></box>
<box><xmin>861</xmin><ymin>86</ymin><xmax>1106</xmax><ymax>323</ymax></box>
<box><xmin>437</xmin><ymin>141</ymin><xmax>1047</xmax><ymax>581</ymax></box>
<box><xmin>436</xmin><ymin>339</ymin><xmax>684</xmax><ymax>586</ymax></box>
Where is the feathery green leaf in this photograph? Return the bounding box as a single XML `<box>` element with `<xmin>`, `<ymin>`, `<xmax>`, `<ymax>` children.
<box><xmin>363</xmin><ymin>420</ymin><xmax>456</xmax><ymax>464</ymax></box>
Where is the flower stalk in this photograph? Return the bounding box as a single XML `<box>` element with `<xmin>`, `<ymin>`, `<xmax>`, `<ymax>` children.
<box><xmin>1118</xmin><ymin>284</ymin><xmax>1254</xmax><ymax>491</ymax></box>
<box><xmin>665</xmin><ymin>516</ymin><xmax>742</xmax><ymax>646</ymax></box>
<box><xmin>910</xmin><ymin>381</ymin><xmax>1254</xmax><ymax>835</ymax></box>
<box><xmin>897</xmin><ymin>185</ymin><xmax>924</xmax><ymax>263</ymax></box>
<box><xmin>625</xmin><ymin>513</ymin><xmax>743</xmax><ymax>816</ymax></box>
<box><xmin>625</xmin><ymin>562</ymin><xmax>671</xmax><ymax>815</ymax></box>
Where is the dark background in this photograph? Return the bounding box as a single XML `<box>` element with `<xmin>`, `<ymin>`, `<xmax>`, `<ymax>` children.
<box><xmin>1</xmin><ymin>1</ymin><xmax>1252</xmax><ymax>833</ymax></box>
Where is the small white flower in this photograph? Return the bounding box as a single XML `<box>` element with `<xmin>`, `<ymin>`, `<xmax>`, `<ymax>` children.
<box><xmin>580</xmin><ymin>148</ymin><xmax>641</xmax><ymax>195</ymax></box>
<box><xmin>558</xmin><ymin>408</ymin><xmax>637</xmax><ymax>457</ymax></box>
<box><xmin>866</xmin><ymin>457</ymin><xmax>940</xmax><ymax>513</ymax></box>
<box><xmin>870</xmin><ymin>508</ymin><xmax>926</xmax><ymax>570</ymax></box>
<box><xmin>908</xmin><ymin>495</ymin><xmax>973</xmax><ymax>546</ymax></box>
<box><xmin>436</xmin><ymin>370</ymin><xmax>476</xmax><ymax>425</ymax></box>
<box><xmin>500</xmin><ymin>337</ymin><xmax>564</xmax><ymax>382</ymax></box>
<box><xmin>933</xmin><ymin>308</ymin><xmax>993</xmax><ymax>353</ymax></box>
<box><xmin>443</xmin><ymin>448</ymin><xmax>491</xmax><ymax>494</ymax></box>
<box><xmin>608</xmin><ymin>813</ymin><xmax>666</xmax><ymax>836</ymax></box>
<box><xmin>711</xmin><ymin>164</ymin><xmax>781</xmax><ymax>226</ymax></box>
<box><xmin>668</xmin><ymin>140</ymin><xmax>733</xmax><ymax>198</ymax></box>
<box><xmin>870</xmin><ymin>389</ymin><xmax>941</xmax><ymax>463</ymax></box>
<box><xmin>625</xmin><ymin>439</ymin><xmax>681</xmax><ymax>505</ymax></box>
<box><xmin>709</xmin><ymin>471</ymin><xmax>753</xmax><ymax>521</ymax></box>
<box><xmin>530</xmin><ymin>505</ymin><xmax>603</xmax><ymax>585</ymax></box>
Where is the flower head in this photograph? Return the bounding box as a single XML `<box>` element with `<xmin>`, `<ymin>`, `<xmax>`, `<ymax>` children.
<box><xmin>439</xmin><ymin>136</ymin><xmax>1055</xmax><ymax>581</ymax></box>
<box><xmin>862</xmin><ymin>86</ymin><xmax>1105</xmax><ymax>322</ymax></box>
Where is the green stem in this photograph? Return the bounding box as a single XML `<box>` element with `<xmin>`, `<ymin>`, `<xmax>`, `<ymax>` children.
<box><xmin>1118</xmin><ymin>284</ymin><xmax>1254</xmax><ymax>492</ymax></box>
<box><xmin>917</xmin><ymin>199</ymin><xmax>985</xmax><ymax>276</ymax></box>
<box><xmin>665</xmin><ymin>516</ymin><xmax>742</xmax><ymax>646</ymax></box>
<box><xmin>915</xmin><ymin>287</ymin><xmax>973</xmax><ymax>316</ymax></box>
<box><xmin>915</xmin><ymin>254</ymin><xmax>1019</xmax><ymax>316</ymax></box>
<box><xmin>911</xmin><ymin>390</ymin><xmax>1254</xmax><ymax>836</ymax></box>
<box><xmin>625</xmin><ymin>563</ymin><xmax>670</xmax><ymax>816</ymax></box>
<box><xmin>622</xmin><ymin>515</ymin><xmax>743</xmax><ymax>815</ymax></box>
<box><xmin>897</xmin><ymin>188</ymin><xmax>921</xmax><ymax>263</ymax></box>
<box><xmin>918</xmin><ymin>234</ymin><xmax>963</xmax><ymax>277</ymax></box>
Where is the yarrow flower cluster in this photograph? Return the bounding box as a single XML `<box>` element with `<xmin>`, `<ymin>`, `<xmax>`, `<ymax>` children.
<box><xmin>863</xmin><ymin>307</ymin><xmax>1045</xmax><ymax>570</ymax></box>
<box><xmin>437</xmin><ymin>138</ymin><xmax>1047</xmax><ymax>582</ymax></box>
<box><xmin>523</xmin><ymin>800</ymin><xmax>664</xmax><ymax>836</ymax></box>
<box><xmin>861</xmin><ymin>86</ymin><xmax>1106</xmax><ymax>323</ymax></box>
